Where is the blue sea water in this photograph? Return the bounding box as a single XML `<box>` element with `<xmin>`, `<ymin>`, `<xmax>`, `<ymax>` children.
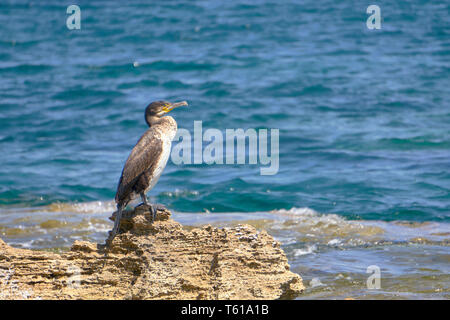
<box><xmin>0</xmin><ymin>0</ymin><xmax>449</xmax><ymax>299</ymax></box>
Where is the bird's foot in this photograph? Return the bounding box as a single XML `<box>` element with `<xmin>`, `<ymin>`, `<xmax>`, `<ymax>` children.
<box><xmin>149</xmin><ymin>203</ymin><xmax>167</xmax><ymax>222</ymax></box>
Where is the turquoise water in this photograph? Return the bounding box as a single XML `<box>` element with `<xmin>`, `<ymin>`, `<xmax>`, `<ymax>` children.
<box><xmin>0</xmin><ymin>1</ymin><xmax>449</xmax><ymax>299</ymax></box>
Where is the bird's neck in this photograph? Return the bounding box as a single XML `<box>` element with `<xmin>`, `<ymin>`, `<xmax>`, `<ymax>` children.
<box><xmin>145</xmin><ymin>115</ymin><xmax>160</xmax><ymax>127</ymax></box>
<box><xmin>145</xmin><ymin>116</ymin><xmax>177</xmax><ymax>135</ymax></box>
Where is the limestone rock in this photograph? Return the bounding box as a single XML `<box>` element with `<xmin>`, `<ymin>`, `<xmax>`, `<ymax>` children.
<box><xmin>0</xmin><ymin>205</ymin><xmax>304</xmax><ymax>299</ymax></box>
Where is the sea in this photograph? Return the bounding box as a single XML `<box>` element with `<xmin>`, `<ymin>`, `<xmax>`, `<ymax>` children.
<box><xmin>0</xmin><ymin>0</ymin><xmax>449</xmax><ymax>299</ymax></box>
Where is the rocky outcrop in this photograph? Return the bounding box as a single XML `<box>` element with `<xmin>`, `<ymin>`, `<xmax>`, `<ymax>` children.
<box><xmin>0</xmin><ymin>206</ymin><xmax>304</xmax><ymax>300</ymax></box>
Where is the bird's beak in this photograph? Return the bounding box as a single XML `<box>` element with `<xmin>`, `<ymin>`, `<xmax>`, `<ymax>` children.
<box><xmin>163</xmin><ymin>101</ymin><xmax>188</xmax><ymax>113</ymax></box>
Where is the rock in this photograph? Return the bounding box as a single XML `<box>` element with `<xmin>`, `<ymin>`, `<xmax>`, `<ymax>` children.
<box><xmin>0</xmin><ymin>206</ymin><xmax>304</xmax><ymax>300</ymax></box>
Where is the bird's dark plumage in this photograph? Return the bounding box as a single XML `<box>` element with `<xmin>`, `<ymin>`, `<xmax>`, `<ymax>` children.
<box><xmin>115</xmin><ymin>127</ymin><xmax>163</xmax><ymax>205</ymax></box>
<box><xmin>107</xmin><ymin>100</ymin><xmax>188</xmax><ymax>246</ymax></box>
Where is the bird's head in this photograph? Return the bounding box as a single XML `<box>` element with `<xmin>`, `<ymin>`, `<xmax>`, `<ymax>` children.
<box><xmin>145</xmin><ymin>100</ymin><xmax>188</xmax><ymax>126</ymax></box>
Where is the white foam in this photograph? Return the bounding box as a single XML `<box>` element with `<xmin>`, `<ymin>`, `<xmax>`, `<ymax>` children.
<box><xmin>327</xmin><ymin>239</ymin><xmax>341</xmax><ymax>246</ymax></box>
<box><xmin>46</xmin><ymin>200</ymin><xmax>116</xmax><ymax>214</ymax></box>
<box><xmin>309</xmin><ymin>277</ymin><xmax>325</xmax><ymax>288</ymax></box>
<box><xmin>294</xmin><ymin>245</ymin><xmax>317</xmax><ymax>256</ymax></box>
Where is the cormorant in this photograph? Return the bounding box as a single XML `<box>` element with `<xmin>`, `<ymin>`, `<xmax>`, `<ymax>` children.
<box><xmin>107</xmin><ymin>100</ymin><xmax>188</xmax><ymax>245</ymax></box>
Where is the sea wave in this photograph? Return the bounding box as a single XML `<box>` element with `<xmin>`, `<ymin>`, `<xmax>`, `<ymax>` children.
<box><xmin>266</xmin><ymin>207</ymin><xmax>450</xmax><ymax>249</ymax></box>
<box><xmin>45</xmin><ymin>200</ymin><xmax>116</xmax><ymax>214</ymax></box>
<box><xmin>2</xmin><ymin>202</ymin><xmax>449</xmax><ymax>248</ymax></box>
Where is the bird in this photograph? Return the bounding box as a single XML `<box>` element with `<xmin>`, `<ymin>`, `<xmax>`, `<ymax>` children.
<box><xmin>107</xmin><ymin>100</ymin><xmax>188</xmax><ymax>245</ymax></box>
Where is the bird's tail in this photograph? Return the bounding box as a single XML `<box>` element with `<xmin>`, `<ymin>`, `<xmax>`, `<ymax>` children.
<box><xmin>108</xmin><ymin>203</ymin><xmax>125</xmax><ymax>245</ymax></box>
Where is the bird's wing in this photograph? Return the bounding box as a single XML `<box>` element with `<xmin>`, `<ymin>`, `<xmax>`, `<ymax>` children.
<box><xmin>115</xmin><ymin>128</ymin><xmax>163</xmax><ymax>204</ymax></box>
